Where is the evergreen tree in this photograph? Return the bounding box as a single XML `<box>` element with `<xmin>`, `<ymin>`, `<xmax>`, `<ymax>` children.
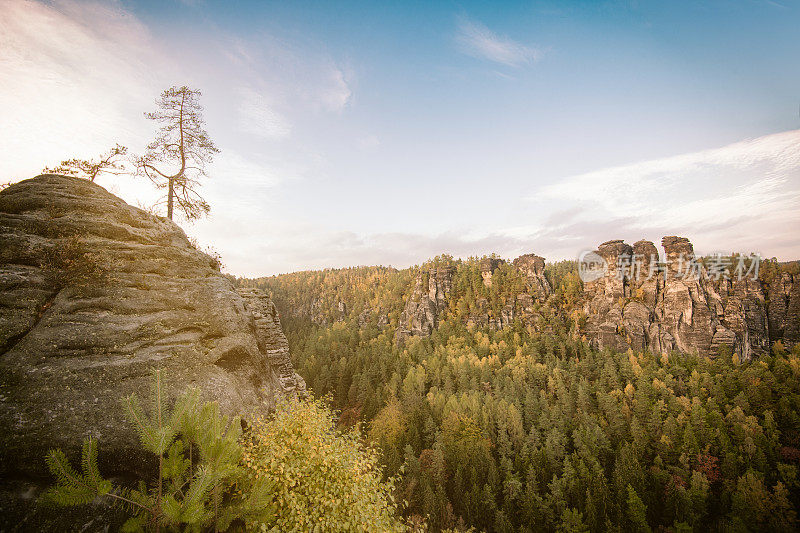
<box><xmin>135</xmin><ymin>86</ymin><xmax>218</xmax><ymax>220</ymax></box>
<box><xmin>42</xmin><ymin>370</ymin><xmax>275</xmax><ymax>532</ymax></box>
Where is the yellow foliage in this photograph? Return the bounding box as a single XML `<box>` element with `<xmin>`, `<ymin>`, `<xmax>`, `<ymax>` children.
<box><xmin>624</xmin><ymin>382</ymin><xmax>636</xmax><ymax>399</ymax></box>
<box><xmin>242</xmin><ymin>398</ymin><xmax>406</xmax><ymax>532</ymax></box>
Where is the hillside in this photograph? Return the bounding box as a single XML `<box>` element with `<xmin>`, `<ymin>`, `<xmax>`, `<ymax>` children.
<box><xmin>247</xmin><ymin>245</ymin><xmax>800</xmax><ymax>531</ymax></box>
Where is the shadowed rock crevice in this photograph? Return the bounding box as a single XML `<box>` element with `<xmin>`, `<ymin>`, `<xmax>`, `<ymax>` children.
<box><xmin>0</xmin><ymin>286</ymin><xmax>60</xmax><ymax>357</ymax></box>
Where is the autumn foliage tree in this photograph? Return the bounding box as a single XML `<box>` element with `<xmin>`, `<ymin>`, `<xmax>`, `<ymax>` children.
<box><xmin>241</xmin><ymin>397</ymin><xmax>406</xmax><ymax>532</ymax></box>
<box><xmin>135</xmin><ymin>86</ymin><xmax>219</xmax><ymax>221</ymax></box>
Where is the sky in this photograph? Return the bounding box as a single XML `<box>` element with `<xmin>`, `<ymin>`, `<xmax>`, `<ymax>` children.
<box><xmin>1</xmin><ymin>0</ymin><xmax>799</xmax><ymax>276</ymax></box>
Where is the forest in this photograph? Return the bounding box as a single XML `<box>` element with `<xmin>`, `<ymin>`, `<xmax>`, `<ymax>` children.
<box><xmin>245</xmin><ymin>257</ymin><xmax>800</xmax><ymax>532</ymax></box>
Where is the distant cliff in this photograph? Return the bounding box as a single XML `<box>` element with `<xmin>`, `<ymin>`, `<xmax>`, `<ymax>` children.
<box><xmin>0</xmin><ymin>175</ymin><xmax>304</xmax><ymax>529</ymax></box>
<box><xmin>394</xmin><ymin>254</ymin><xmax>552</xmax><ymax>344</ymax></box>
<box><xmin>259</xmin><ymin>239</ymin><xmax>798</xmax><ymax>360</ymax></box>
<box><xmin>582</xmin><ymin>236</ymin><xmax>799</xmax><ymax>358</ymax></box>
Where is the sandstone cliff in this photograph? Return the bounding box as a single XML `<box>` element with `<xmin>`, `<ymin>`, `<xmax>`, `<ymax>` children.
<box><xmin>0</xmin><ymin>175</ymin><xmax>304</xmax><ymax>527</ymax></box>
<box><xmin>582</xmin><ymin>235</ymin><xmax>797</xmax><ymax>358</ymax></box>
<box><xmin>513</xmin><ymin>253</ymin><xmax>552</xmax><ymax>298</ymax></box>
<box><xmin>394</xmin><ymin>266</ymin><xmax>454</xmax><ymax>343</ymax></box>
<box><xmin>768</xmin><ymin>271</ymin><xmax>800</xmax><ymax>348</ymax></box>
<box><xmin>395</xmin><ymin>253</ymin><xmax>552</xmax><ymax>343</ymax></box>
<box><xmin>390</xmin><ymin>238</ymin><xmax>797</xmax><ymax>358</ymax></box>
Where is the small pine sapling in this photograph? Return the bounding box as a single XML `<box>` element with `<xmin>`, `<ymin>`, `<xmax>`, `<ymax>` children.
<box><xmin>42</xmin><ymin>370</ymin><xmax>276</xmax><ymax>532</ymax></box>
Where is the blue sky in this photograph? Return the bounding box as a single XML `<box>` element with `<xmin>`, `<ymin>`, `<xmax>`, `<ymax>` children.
<box><xmin>1</xmin><ymin>0</ymin><xmax>799</xmax><ymax>275</ymax></box>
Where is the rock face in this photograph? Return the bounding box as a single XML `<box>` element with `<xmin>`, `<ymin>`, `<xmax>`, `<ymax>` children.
<box><xmin>0</xmin><ymin>175</ymin><xmax>304</xmax><ymax>521</ymax></box>
<box><xmin>235</xmin><ymin>287</ymin><xmax>306</xmax><ymax>397</ymax></box>
<box><xmin>395</xmin><ymin>252</ymin><xmax>554</xmax><ymax>342</ymax></box>
<box><xmin>582</xmin><ymin>235</ymin><xmax>793</xmax><ymax>358</ymax></box>
<box><xmin>512</xmin><ymin>253</ymin><xmax>552</xmax><ymax>298</ymax></box>
<box><xmin>768</xmin><ymin>272</ymin><xmax>800</xmax><ymax>348</ymax></box>
<box><xmin>395</xmin><ymin>267</ymin><xmax>454</xmax><ymax>344</ymax></box>
<box><xmin>479</xmin><ymin>257</ymin><xmax>505</xmax><ymax>287</ymax></box>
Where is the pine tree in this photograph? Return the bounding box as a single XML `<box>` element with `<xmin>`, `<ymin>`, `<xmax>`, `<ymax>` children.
<box><xmin>43</xmin><ymin>144</ymin><xmax>128</xmax><ymax>182</ymax></box>
<box><xmin>135</xmin><ymin>86</ymin><xmax>219</xmax><ymax>220</ymax></box>
<box><xmin>626</xmin><ymin>485</ymin><xmax>651</xmax><ymax>533</ymax></box>
<box><xmin>42</xmin><ymin>370</ymin><xmax>275</xmax><ymax>532</ymax></box>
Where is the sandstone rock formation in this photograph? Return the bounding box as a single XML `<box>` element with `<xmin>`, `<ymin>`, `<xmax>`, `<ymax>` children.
<box><xmin>513</xmin><ymin>253</ymin><xmax>552</xmax><ymax>298</ymax></box>
<box><xmin>479</xmin><ymin>257</ymin><xmax>505</xmax><ymax>287</ymax></box>
<box><xmin>0</xmin><ymin>175</ymin><xmax>304</xmax><ymax>526</ymax></box>
<box><xmin>395</xmin><ymin>252</ymin><xmax>555</xmax><ymax>342</ymax></box>
<box><xmin>465</xmin><ymin>298</ymin><xmax>518</xmax><ymax>331</ymax></box>
<box><xmin>236</xmin><ymin>287</ymin><xmax>306</xmax><ymax>397</ymax></box>
<box><xmin>768</xmin><ymin>271</ymin><xmax>800</xmax><ymax>348</ymax></box>
<box><xmin>582</xmin><ymin>235</ymin><xmax>792</xmax><ymax>358</ymax></box>
<box><xmin>395</xmin><ymin>266</ymin><xmax>454</xmax><ymax>343</ymax></box>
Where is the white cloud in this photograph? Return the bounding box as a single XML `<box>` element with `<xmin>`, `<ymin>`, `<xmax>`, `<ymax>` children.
<box><xmin>0</xmin><ymin>0</ymin><xmax>354</xmax><ymax>184</ymax></box>
<box><xmin>529</xmin><ymin>130</ymin><xmax>800</xmax><ymax>260</ymax></box>
<box><xmin>320</xmin><ymin>68</ymin><xmax>352</xmax><ymax>112</ymax></box>
<box><xmin>223</xmin><ymin>34</ymin><xmax>352</xmax><ymax>113</ymax></box>
<box><xmin>0</xmin><ymin>0</ymin><xmax>169</xmax><ymax>181</ymax></box>
<box><xmin>357</xmin><ymin>135</ymin><xmax>380</xmax><ymax>150</ymax></box>
<box><xmin>455</xmin><ymin>17</ymin><xmax>543</xmax><ymax>67</ymax></box>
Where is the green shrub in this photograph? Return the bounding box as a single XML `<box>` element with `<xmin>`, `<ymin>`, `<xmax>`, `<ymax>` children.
<box><xmin>42</xmin><ymin>370</ymin><xmax>275</xmax><ymax>532</ymax></box>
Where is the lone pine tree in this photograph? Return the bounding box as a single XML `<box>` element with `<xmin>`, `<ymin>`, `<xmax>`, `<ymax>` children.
<box><xmin>135</xmin><ymin>86</ymin><xmax>219</xmax><ymax>221</ymax></box>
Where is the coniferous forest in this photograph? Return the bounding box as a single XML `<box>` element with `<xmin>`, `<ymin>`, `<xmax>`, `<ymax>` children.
<box><xmin>245</xmin><ymin>257</ymin><xmax>800</xmax><ymax>532</ymax></box>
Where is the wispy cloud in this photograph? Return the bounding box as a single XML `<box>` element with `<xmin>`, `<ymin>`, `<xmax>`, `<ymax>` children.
<box><xmin>528</xmin><ymin>130</ymin><xmax>800</xmax><ymax>260</ymax></box>
<box><xmin>224</xmin><ymin>34</ymin><xmax>352</xmax><ymax>113</ymax></box>
<box><xmin>237</xmin><ymin>87</ymin><xmax>291</xmax><ymax>138</ymax></box>
<box><xmin>320</xmin><ymin>68</ymin><xmax>352</xmax><ymax>112</ymax></box>
<box><xmin>357</xmin><ymin>135</ymin><xmax>380</xmax><ymax>150</ymax></box>
<box><xmin>455</xmin><ymin>17</ymin><xmax>543</xmax><ymax>67</ymax></box>
<box><xmin>0</xmin><ymin>0</ymin><xmax>167</xmax><ymax>180</ymax></box>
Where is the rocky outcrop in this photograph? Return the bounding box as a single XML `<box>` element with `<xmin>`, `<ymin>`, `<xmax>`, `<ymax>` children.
<box><xmin>479</xmin><ymin>257</ymin><xmax>505</xmax><ymax>287</ymax></box>
<box><xmin>465</xmin><ymin>298</ymin><xmax>518</xmax><ymax>331</ymax></box>
<box><xmin>394</xmin><ymin>267</ymin><xmax>454</xmax><ymax>344</ymax></box>
<box><xmin>396</xmin><ymin>252</ymin><xmax>555</xmax><ymax>342</ymax></box>
<box><xmin>236</xmin><ymin>287</ymin><xmax>306</xmax><ymax>397</ymax></box>
<box><xmin>582</xmin><ymin>235</ymin><xmax>791</xmax><ymax>358</ymax></box>
<box><xmin>356</xmin><ymin>307</ymin><xmax>390</xmax><ymax>329</ymax></box>
<box><xmin>768</xmin><ymin>272</ymin><xmax>800</xmax><ymax>348</ymax></box>
<box><xmin>0</xmin><ymin>175</ymin><xmax>304</xmax><ymax>526</ymax></box>
<box><xmin>512</xmin><ymin>253</ymin><xmax>552</xmax><ymax>298</ymax></box>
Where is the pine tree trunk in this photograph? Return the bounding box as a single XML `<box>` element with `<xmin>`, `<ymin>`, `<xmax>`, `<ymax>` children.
<box><xmin>167</xmin><ymin>178</ymin><xmax>174</xmax><ymax>220</ymax></box>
